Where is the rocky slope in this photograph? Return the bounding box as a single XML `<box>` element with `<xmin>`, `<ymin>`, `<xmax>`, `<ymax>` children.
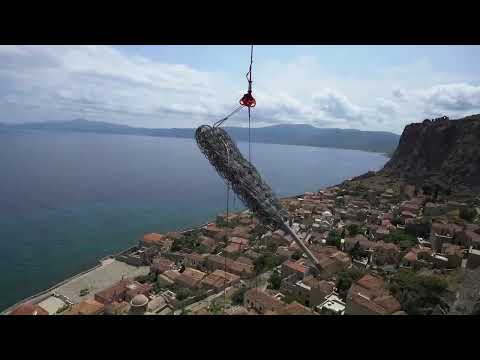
<box><xmin>382</xmin><ymin>114</ymin><xmax>480</xmax><ymax>191</ymax></box>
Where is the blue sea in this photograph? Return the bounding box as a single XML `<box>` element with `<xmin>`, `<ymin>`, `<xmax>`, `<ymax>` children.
<box><xmin>0</xmin><ymin>130</ymin><xmax>388</xmax><ymax>310</ymax></box>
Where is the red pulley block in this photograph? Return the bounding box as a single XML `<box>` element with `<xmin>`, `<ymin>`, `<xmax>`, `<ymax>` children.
<box><xmin>239</xmin><ymin>92</ymin><xmax>256</xmax><ymax>108</ymax></box>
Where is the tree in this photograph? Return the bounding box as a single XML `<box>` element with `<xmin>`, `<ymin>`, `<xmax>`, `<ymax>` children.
<box><xmin>336</xmin><ymin>268</ymin><xmax>365</xmax><ymax>299</ymax></box>
<box><xmin>291</xmin><ymin>250</ymin><xmax>303</xmax><ymax>261</ymax></box>
<box><xmin>176</xmin><ymin>288</ymin><xmax>192</xmax><ymax>301</ymax></box>
<box><xmin>391</xmin><ymin>216</ymin><xmax>404</xmax><ymax>226</ymax></box>
<box><xmin>209</xmin><ymin>302</ymin><xmax>223</xmax><ymax>315</ymax></box>
<box><xmin>268</xmin><ymin>270</ymin><xmax>282</xmax><ymax>290</ymax></box>
<box><xmin>388</xmin><ymin>270</ymin><xmax>448</xmax><ymax>315</ymax></box>
<box><xmin>196</xmin><ymin>244</ymin><xmax>209</xmax><ymax>254</ymax></box>
<box><xmin>350</xmin><ymin>241</ymin><xmax>366</xmax><ymax>259</ymax></box>
<box><xmin>385</xmin><ymin>230</ymin><xmax>417</xmax><ymax>248</ymax></box>
<box><xmin>135</xmin><ymin>273</ymin><xmax>157</xmax><ymax>284</ymax></box>
<box><xmin>251</xmin><ymin>224</ymin><xmax>267</xmax><ymax>238</ymax></box>
<box><xmin>266</xmin><ymin>241</ymin><xmax>279</xmax><ymax>254</ymax></box>
<box><xmin>179</xmin><ymin>307</ymin><xmax>191</xmax><ymax>315</ymax></box>
<box><xmin>302</xmin><ymin>217</ymin><xmax>313</xmax><ymax>229</ymax></box>
<box><xmin>56</xmin><ymin>304</ymin><xmax>70</xmax><ymax>314</ymax></box>
<box><xmin>254</xmin><ymin>254</ymin><xmax>281</xmax><ymax>274</ymax></box>
<box><xmin>346</xmin><ymin>224</ymin><xmax>360</xmax><ymax>236</ymax></box>
<box><xmin>327</xmin><ymin>230</ymin><xmax>342</xmax><ymax>249</ymax></box>
<box><xmin>460</xmin><ymin>208</ymin><xmax>476</xmax><ymax>223</ymax></box>
<box><xmin>231</xmin><ymin>287</ymin><xmax>247</xmax><ymax>305</ymax></box>
<box><xmin>283</xmin><ymin>294</ymin><xmax>306</xmax><ymax>305</ymax></box>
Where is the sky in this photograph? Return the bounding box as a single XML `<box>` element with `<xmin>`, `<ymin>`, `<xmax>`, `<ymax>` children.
<box><xmin>1</xmin><ymin>45</ymin><xmax>480</xmax><ymax>134</ymax></box>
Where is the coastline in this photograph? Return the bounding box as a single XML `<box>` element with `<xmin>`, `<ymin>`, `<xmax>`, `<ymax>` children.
<box><xmin>1</xmin><ymin>192</ymin><xmax>307</xmax><ymax>314</ymax></box>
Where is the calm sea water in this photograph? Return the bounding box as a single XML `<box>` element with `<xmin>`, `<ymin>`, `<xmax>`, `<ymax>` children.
<box><xmin>0</xmin><ymin>130</ymin><xmax>387</xmax><ymax>310</ymax></box>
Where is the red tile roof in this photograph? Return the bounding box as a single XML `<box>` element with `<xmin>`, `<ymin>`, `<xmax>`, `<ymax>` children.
<box><xmin>373</xmin><ymin>295</ymin><xmax>401</xmax><ymax>314</ymax></box>
<box><xmin>236</xmin><ymin>256</ymin><xmax>254</xmax><ymax>265</ymax></box>
<box><xmin>162</xmin><ymin>270</ymin><xmax>181</xmax><ymax>281</ymax></box>
<box><xmin>143</xmin><ymin>233</ymin><xmax>165</xmax><ymax>243</ymax></box>
<box><xmin>347</xmin><ymin>275</ymin><xmax>402</xmax><ymax>315</ymax></box>
<box><xmin>283</xmin><ymin>260</ymin><xmax>308</xmax><ymax>274</ymax></box>
<box><xmin>175</xmin><ymin>267</ymin><xmax>206</xmax><ymax>288</ymax></box>
<box><xmin>10</xmin><ymin>303</ymin><xmax>48</xmax><ymax>315</ymax></box>
<box><xmin>95</xmin><ymin>279</ymin><xmax>133</xmax><ymax>304</ymax></box>
<box><xmin>199</xmin><ymin>236</ymin><xmax>216</xmax><ymax>248</ymax></box>
<box><xmin>350</xmin><ymin>292</ymin><xmax>388</xmax><ymax>315</ymax></box>
<box><xmin>64</xmin><ymin>299</ymin><xmax>104</xmax><ymax>315</ymax></box>
<box><xmin>356</xmin><ymin>274</ymin><xmax>385</xmax><ymax>291</ymax></box>
<box><xmin>245</xmin><ymin>288</ymin><xmax>285</xmax><ymax>312</ymax></box>
<box><xmin>403</xmin><ymin>251</ymin><xmax>417</xmax><ymax>263</ymax></box>
<box><xmin>277</xmin><ymin>301</ymin><xmax>316</xmax><ymax>315</ymax></box>
<box><xmin>201</xmin><ymin>270</ymin><xmax>239</xmax><ymax>289</ymax></box>
<box><xmin>223</xmin><ymin>243</ymin><xmax>242</xmax><ymax>253</ymax></box>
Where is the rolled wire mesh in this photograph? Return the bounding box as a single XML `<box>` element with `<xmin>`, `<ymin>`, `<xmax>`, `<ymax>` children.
<box><xmin>195</xmin><ymin>125</ymin><xmax>289</xmax><ymax>229</ymax></box>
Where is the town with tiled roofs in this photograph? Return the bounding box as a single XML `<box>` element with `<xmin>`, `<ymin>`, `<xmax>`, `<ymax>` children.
<box><xmin>7</xmin><ymin>171</ymin><xmax>480</xmax><ymax>316</ymax></box>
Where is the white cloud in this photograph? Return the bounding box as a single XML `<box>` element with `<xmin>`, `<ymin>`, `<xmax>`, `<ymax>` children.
<box><xmin>313</xmin><ymin>89</ymin><xmax>365</xmax><ymax>124</ymax></box>
<box><xmin>0</xmin><ymin>45</ymin><xmax>227</xmax><ymax>128</ymax></box>
<box><xmin>0</xmin><ymin>46</ymin><xmax>478</xmax><ymax>133</ymax></box>
<box><xmin>419</xmin><ymin>83</ymin><xmax>480</xmax><ymax>112</ymax></box>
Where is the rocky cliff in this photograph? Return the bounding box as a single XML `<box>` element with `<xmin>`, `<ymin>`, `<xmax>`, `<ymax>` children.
<box><xmin>382</xmin><ymin>114</ymin><xmax>480</xmax><ymax>191</ymax></box>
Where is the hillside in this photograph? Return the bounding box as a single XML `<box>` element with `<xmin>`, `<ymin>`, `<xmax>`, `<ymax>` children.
<box><xmin>382</xmin><ymin>114</ymin><xmax>480</xmax><ymax>191</ymax></box>
<box><xmin>4</xmin><ymin>119</ymin><xmax>400</xmax><ymax>154</ymax></box>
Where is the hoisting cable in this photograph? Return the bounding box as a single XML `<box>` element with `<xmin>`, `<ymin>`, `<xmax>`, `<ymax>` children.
<box><xmin>213</xmin><ymin>104</ymin><xmax>244</xmax><ymax>128</ymax></box>
<box><xmin>224</xmin><ymin>172</ymin><xmax>230</xmax><ymax>314</ymax></box>
<box><xmin>211</xmin><ymin>45</ymin><xmax>255</xmax><ymax>313</ymax></box>
<box><xmin>245</xmin><ymin>45</ymin><xmax>254</xmax><ymax>163</ymax></box>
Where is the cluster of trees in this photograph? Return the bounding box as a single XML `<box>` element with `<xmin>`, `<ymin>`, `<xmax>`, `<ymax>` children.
<box><xmin>282</xmin><ymin>294</ymin><xmax>306</xmax><ymax>306</ymax></box>
<box><xmin>350</xmin><ymin>242</ymin><xmax>368</xmax><ymax>259</ymax></box>
<box><xmin>56</xmin><ymin>304</ymin><xmax>71</xmax><ymax>314</ymax></box>
<box><xmin>336</xmin><ymin>267</ymin><xmax>365</xmax><ymax>299</ymax></box>
<box><xmin>346</xmin><ymin>224</ymin><xmax>360</xmax><ymax>236</ymax></box>
<box><xmin>388</xmin><ymin>270</ymin><xmax>448</xmax><ymax>315</ymax></box>
<box><xmin>460</xmin><ymin>208</ymin><xmax>477</xmax><ymax>222</ymax></box>
<box><xmin>391</xmin><ymin>215</ymin><xmax>404</xmax><ymax>226</ymax></box>
<box><xmin>195</xmin><ymin>244</ymin><xmax>210</xmax><ymax>254</ymax></box>
<box><xmin>326</xmin><ymin>230</ymin><xmax>342</xmax><ymax>249</ymax></box>
<box><xmin>171</xmin><ymin>230</ymin><xmax>202</xmax><ymax>252</ymax></box>
<box><xmin>253</xmin><ymin>254</ymin><xmax>282</xmax><ymax>274</ymax></box>
<box><xmin>268</xmin><ymin>270</ymin><xmax>281</xmax><ymax>290</ymax></box>
<box><xmin>175</xmin><ymin>287</ymin><xmax>207</xmax><ymax>302</ymax></box>
<box><xmin>135</xmin><ymin>273</ymin><xmax>157</xmax><ymax>284</ymax></box>
<box><xmin>291</xmin><ymin>249</ymin><xmax>303</xmax><ymax>260</ymax></box>
<box><xmin>405</xmin><ymin>222</ymin><xmax>430</xmax><ymax>238</ymax></box>
<box><xmin>385</xmin><ymin>229</ymin><xmax>417</xmax><ymax>250</ymax></box>
<box><xmin>250</xmin><ymin>224</ymin><xmax>268</xmax><ymax>240</ymax></box>
<box><xmin>265</xmin><ymin>241</ymin><xmax>279</xmax><ymax>254</ymax></box>
<box><xmin>231</xmin><ymin>287</ymin><xmax>248</xmax><ymax>305</ymax></box>
<box><xmin>208</xmin><ymin>302</ymin><xmax>223</xmax><ymax>315</ymax></box>
<box><xmin>216</xmin><ymin>217</ymin><xmax>240</xmax><ymax>228</ymax></box>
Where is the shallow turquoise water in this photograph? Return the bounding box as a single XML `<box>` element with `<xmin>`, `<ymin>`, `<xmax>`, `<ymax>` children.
<box><xmin>0</xmin><ymin>130</ymin><xmax>387</xmax><ymax>310</ymax></box>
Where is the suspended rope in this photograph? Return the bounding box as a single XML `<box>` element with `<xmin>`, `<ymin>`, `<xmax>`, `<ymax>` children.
<box><xmin>224</xmin><ymin>173</ymin><xmax>229</xmax><ymax>314</ymax></box>
<box><xmin>201</xmin><ymin>45</ymin><xmax>258</xmax><ymax>313</ymax></box>
<box><xmin>213</xmin><ymin>104</ymin><xmax>244</xmax><ymax>128</ymax></box>
<box><xmin>195</xmin><ymin>45</ymin><xmax>322</xmax><ymax>301</ymax></box>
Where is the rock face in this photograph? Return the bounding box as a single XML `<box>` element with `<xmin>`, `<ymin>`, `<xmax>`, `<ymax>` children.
<box><xmin>382</xmin><ymin>114</ymin><xmax>480</xmax><ymax>191</ymax></box>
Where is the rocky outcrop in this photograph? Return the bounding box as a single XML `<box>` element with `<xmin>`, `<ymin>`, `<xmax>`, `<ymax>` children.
<box><xmin>382</xmin><ymin>114</ymin><xmax>480</xmax><ymax>191</ymax></box>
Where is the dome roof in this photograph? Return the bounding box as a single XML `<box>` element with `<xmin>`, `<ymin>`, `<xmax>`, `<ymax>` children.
<box><xmin>131</xmin><ymin>294</ymin><xmax>149</xmax><ymax>307</ymax></box>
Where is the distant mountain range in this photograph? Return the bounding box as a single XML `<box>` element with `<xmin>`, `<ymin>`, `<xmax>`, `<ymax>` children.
<box><xmin>1</xmin><ymin>119</ymin><xmax>400</xmax><ymax>154</ymax></box>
